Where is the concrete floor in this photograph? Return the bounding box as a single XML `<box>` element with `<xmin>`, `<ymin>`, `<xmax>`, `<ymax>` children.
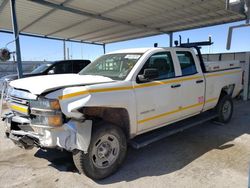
<box><xmin>0</xmin><ymin>101</ymin><xmax>249</xmax><ymax>188</ymax></box>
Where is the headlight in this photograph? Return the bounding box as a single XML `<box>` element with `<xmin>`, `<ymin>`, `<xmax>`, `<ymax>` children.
<box><xmin>31</xmin><ymin>114</ymin><xmax>63</xmax><ymax>127</ymax></box>
<box><xmin>30</xmin><ymin>98</ymin><xmax>62</xmax><ymax>127</ymax></box>
<box><xmin>30</xmin><ymin>98</ymin><xmax>60</xmax><ymax>110</ymax></box>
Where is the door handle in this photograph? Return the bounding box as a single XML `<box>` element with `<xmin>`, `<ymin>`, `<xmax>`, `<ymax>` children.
<box><xmin>196</xmin><ymin>80</ymin><xmax>204</xmax><ymax>84</ymax></box>
<box><xmin>171</xmin><ymin>84</ymin><xmax>181</xmax><ymax>88</ymax></box>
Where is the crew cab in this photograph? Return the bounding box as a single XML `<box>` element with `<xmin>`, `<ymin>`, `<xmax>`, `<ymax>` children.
<box><xmin>2</xmin><ymin>45</ymin><xmax>242</xmax><ymax>179</ymax></box>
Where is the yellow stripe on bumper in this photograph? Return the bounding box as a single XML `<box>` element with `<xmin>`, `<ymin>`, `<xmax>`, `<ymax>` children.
<box><xmin>10</xmin><ymin>104</ymin><xmax>28</xmax><ymax>114</ymax></box>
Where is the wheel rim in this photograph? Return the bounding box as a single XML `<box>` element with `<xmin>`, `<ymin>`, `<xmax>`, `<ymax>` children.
<box><xmin>222</xmin><ymin>100</ymin><xmax>232</xmax><ymax>120</ymax></box>
<box><xmin>91</xmin><ymin>134</ymin><xmax>120</xmax><ymax>169</ymax></box>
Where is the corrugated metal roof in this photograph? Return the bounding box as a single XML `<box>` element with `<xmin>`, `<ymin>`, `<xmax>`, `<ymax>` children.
<box><xmin>0</xmin><ymin>0</ymin><xmax>246</xmax><ymax>44</ymax></box>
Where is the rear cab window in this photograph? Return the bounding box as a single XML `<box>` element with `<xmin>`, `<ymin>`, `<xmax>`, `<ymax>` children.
<box><xmin>176</xmin><ymin>51</ymin><xmax>197</xmax><ymax>76</ymax></box>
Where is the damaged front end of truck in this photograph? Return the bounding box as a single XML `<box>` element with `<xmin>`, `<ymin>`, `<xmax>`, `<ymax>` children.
<box><xmin>3</xmin><ymin>84</ymin><xmax>93</xmax><ymax>153</ymax></box>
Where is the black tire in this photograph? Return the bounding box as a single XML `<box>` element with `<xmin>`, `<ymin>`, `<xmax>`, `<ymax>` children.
<box><xmin>216</xmin><ymin>94</ymin><xmax>233</xmax><ymax>123</ymax></box>
<box><xmin>72</xmin><ymin>122</ymin><xmax>127</xmax><ymax>180</ymax></box>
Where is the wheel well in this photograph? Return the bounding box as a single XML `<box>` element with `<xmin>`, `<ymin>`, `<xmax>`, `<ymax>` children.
<box><xmin>80</xmin><ymin>107</ymin><xmax>130</xmax><ymax>138</ymax></box>
<box><xmin>220</xmin><ymin>84</ymin><xmax>235</xmax><ymax>98</ymax></box>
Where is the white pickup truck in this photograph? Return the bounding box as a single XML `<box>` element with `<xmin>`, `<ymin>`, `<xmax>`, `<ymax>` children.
<box><xmin>3</xmin><ymin>45</ymin><xmax>242</xmax><ymax>179</ymax></box>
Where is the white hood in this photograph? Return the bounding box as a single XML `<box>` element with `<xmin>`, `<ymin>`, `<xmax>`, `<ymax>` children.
<box><xmin>10</xmin><ymin>74</ymin><xmax>114</xmax><ymax>95</ymax></box>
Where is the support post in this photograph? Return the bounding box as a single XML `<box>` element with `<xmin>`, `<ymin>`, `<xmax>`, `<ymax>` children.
<box><xmin>103</xmin><ymin>44</ymin><xmax>106</xmax><ymax>54</ymax></box>
<box><xmin>243</xmin><ymin>52</ymin><xmax>250</xmax><ymax>101</ymax></box>
<box><xmin>169</xmin><ymin>32</ymin><xmax>173</xmax><ymax>47</ymax></box>
<box><xmin>10</xmin><ymin>0</ymin><xmax>23</xmax><ymax>78</ymax></box>
<box><xmin>67</xmin><ymin>47</ymin><xmax>70</xmax><ymax>60</ymax></box>
<box><xmin>63</xmin><ymin>40</ymin><xmax>66</xmax><ymax>60</ymax></box>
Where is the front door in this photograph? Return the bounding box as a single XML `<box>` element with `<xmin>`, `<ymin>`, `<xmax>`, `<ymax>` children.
<box><xmin>134</xmin><ymin>51</ymin><xmax>181</xmax><ymax>133</ymax></box>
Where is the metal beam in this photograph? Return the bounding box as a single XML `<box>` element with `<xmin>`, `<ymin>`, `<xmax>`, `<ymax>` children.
<box><xmin>0</xmin><ymin>29</ymin><xmax>104</xmax><ymax>46</ymax></box>
<box><xmin>105</xmin><ymin>33</ymin><xmax>163</xmax><ymax>44</ymax></box>
<box><xmin>10</xmin><ymin>0</ymin><xmax>23</xmax><ymax>78</ymax></box>
<box><xmin>28</xmin><ymin>0</ymin><xmax>169</xmax><ymax>34</ymax></box>
<box><xmin>46</xmin><ymin>0</ymin><xmax>144</xmax><ymax>36</ymax></box>
<box><xmin>140</xmin><ymin>0</ymin><xmax>224</xmax><ymax>28</ymax></box>
<box><xmin>20</xmin><ymin>9</ymin><xmax>55</xmax><ymax>32</ymax></box>
<box><xmin>93</xmin><ymin>30</ymin><xmax>155</xmax><ymax>43</ymax></box>
<box><xmin>20</xmin><ymin>0</ymin><xmax>73</xmax><ymax>32</ymax></box>
<box><xmin>226</xmin><ymin>23</ymin><xmax>250</xmax><ymax>50</ymax></box>
<box><xmin>46</xmin><ymin>18</ymin><xmax>92</xmax><ymax>37</ymax></box>
<box><xmin>83</xmin><ymin>27</ymin><xmax>137</xmax><ymax>42</ymax></box>
<box><xmin>68</xmin><ymin>24</ymin><xmax>116</xmax><ymax>40</ymax></box>
<box><xmin>0</xmin><ymin>0</ymin><xmax>8</xmax><ymax>13</ymax></box>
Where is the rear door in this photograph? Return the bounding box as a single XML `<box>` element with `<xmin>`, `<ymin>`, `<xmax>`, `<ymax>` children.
<box><xmin>175</xmin><ymin>50</ymin><xmax>205</xmax><ymax>118</ymax></box>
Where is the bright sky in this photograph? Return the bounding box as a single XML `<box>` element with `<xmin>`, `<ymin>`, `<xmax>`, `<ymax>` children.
<box><xmin>0</xmin><ymin>21</ymin><xmax>249</xmax><ymax>62</ymax></box>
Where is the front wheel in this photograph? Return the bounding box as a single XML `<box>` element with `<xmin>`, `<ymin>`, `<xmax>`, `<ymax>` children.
<box><xmin>216</xmin><ymin>95</ymin><xmax>233</xmax><ymax>123</ymax></box>
<box><xmin>73</xmin><ymin>122</ymin><xmax>127</xmax><ymax>180</ymax></box>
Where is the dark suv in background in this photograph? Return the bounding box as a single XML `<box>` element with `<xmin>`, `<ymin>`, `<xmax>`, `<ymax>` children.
<box><xmin>1</xmin><ymin>59</ymin><xmax>91</xmax><ymax>81</ymax></box>
<box><xmin>0</xmin><ymin>59</ymin><xmax>91</xmax><ymax>92</ymax></box>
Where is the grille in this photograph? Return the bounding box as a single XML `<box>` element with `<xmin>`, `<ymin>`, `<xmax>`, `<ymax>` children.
<box><xmin>8</xmin><ymin>96</ymin><xmax>29</xmax><ymax>106</ymax></box>
<box><xmin>6</xmin><ymin>96</ymin><xmax>30</xmax><ymax>115</ymax></box>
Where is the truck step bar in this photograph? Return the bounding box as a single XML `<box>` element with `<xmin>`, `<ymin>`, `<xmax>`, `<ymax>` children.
<box><xmin>129</xmin><ymin>111</ymin><xmax>217</xmax><ymax>149</ymax></box>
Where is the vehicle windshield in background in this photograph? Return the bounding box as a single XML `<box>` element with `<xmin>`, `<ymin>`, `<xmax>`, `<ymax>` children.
<box><xmin>79</xmin><ymin>53</ymin><xmax>142</xmax><ymax>80</ymax></box>
<box><xmin>31</xmin><ymin>64</ymin><xmax>52</xmax><ymax>74</ymax></box>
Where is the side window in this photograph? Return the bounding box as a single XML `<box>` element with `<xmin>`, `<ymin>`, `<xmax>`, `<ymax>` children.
<box><xmin>138</xmin><ymin>52</ymin><xmax>175</xmax><ymax>81</ymax></box>
<box><xmin>52</xmin><ymin>62</ymin><xmax>72</xmax><ymax>74</ymax></box>
<box><xmin>177</xmin><ymin>51</ymin><xmax>197</xmax><ymax>76</ymax></box>
<box><xmin>73</xmin><ymin>62</ymin><xmax>89</xmax><ymax>73</ymax></box>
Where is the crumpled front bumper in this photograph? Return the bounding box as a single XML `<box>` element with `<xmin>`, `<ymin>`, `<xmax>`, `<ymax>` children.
<box><xmin>3</xmin><ymin>113</ymin><xmax>92</xmax><ymax>153</ymax></box>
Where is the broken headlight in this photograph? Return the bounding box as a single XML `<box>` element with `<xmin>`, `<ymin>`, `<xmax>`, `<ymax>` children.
<box><xmin>30</xmin><ymin>98</ymin><xmax>63</xmax><ymax>127</ymax></box>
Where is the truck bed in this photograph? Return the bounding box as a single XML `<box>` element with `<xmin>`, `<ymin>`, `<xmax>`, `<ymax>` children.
<box><xmin>204</xmin><ymin>60</ymin><xmax>240</xmax><ymax>72</ymax></box>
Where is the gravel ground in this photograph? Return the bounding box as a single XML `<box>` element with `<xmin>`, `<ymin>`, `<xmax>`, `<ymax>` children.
<box><xmin>0</xmin><ymin>101</ymin><xmax>249</xmax><ymax>188</ymax></box>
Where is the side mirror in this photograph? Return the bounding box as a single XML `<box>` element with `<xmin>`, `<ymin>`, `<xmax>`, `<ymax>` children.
<box><xmin>48</xmin><ymin>70</ymin><xmax>55</xmax><ymax>74</ymax></box>
<box><xmin>138</xmin><ymin>68</ymin><xmax>159</xmax><ymax>82</ymax></box>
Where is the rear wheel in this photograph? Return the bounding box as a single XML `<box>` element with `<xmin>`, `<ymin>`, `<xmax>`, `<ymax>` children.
<box><xmin>216</xmin><ymin>94</ymin><xmax>233</xmax><ymax>123</ymax></box>
<box><xmin>73</xmin><ymin>122</ymin><xmax>127</xmax><ymax>180</ymax></box>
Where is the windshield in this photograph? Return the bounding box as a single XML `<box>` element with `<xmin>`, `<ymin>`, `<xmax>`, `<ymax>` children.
<box><xmin>31</xmin><ymin>64</ymin><xmax>52</xmax><ymax>74</ymax></box>
<box><xmin>79</xmin><ymin>53</ymin><xmax>142</xmax><ymax>80</ymax></box>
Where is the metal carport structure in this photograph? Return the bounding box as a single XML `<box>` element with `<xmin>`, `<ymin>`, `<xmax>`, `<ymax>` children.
<box><xmin>0</xmin><ymin>0</ymin><xmax>246</xmax><ymax>44</ymax></box>
<box><xmin>0</xmin><ymin>0</ymin><xmax>249</xmax><ymax>99</ymax></box>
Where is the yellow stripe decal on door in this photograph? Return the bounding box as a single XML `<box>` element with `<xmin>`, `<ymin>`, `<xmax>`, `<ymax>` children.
<box><xmin>58</xmin><ymin>69</ymin><xmax>240</xmax><ymax>100</ymax></box>
<box><xmin>138</xmin><ymin>98</ymin><xmax>218</xmax><ymax>124</ymax></box>
<box><xmin>58</xmin><ymin>75</ymin><xmax>202</xmax><ymax>100</ymax></box>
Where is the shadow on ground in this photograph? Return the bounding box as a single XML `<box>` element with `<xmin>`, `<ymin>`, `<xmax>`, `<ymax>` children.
<box><xmin>33</xmin><ymin>101</ymin><xmax>250</xmax><ymax>184</ymax></box>
<box><xmin>34</xmin><ymin>149</ymin><xmax>77</xmax><ymax>172</ymax></box>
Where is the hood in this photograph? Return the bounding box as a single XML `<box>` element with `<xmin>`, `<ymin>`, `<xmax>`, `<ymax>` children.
<box><xmin>10</xmin><ymin>74</ymin><xmax>114</xmax><ymax>95</ymax></box>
